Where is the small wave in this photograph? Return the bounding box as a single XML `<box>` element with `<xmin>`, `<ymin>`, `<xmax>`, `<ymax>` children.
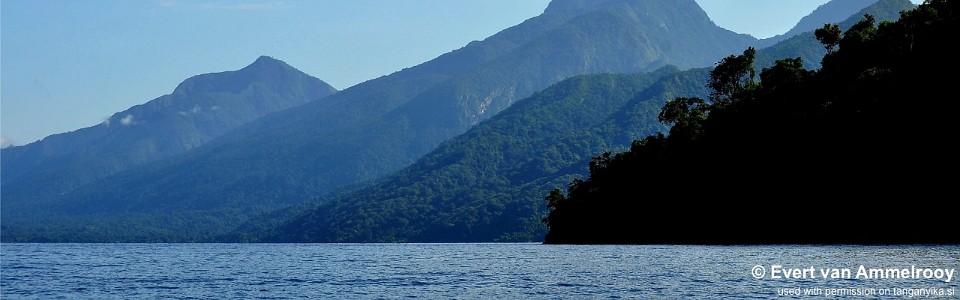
<box><xmin>144</xmin><ymin>285</ymin><xmax>180</xmax><ymax>290</ymax></box>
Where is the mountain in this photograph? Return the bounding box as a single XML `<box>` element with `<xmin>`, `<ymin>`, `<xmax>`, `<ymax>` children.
<box><xmin>1</xmin><ymin>56</ymin><xmax>334</xmax><ymax>192</ymax></box>
<box><xmin>249</xmin><ymin>0</ymin><xmax>919</xmax><ymax>243</ymax></box>
<box><xmin>3</xmin><ymin>0</ymin><xmax>761</xmax><ymax>242</ymax></box>
<box><xmin>251</xmin><ymin>66</ymin><xmax>711</xmax><ymax>242</ymax></box>
<box><xmin>1</xmin><ymin>56</ymin><xmax>337</xmax><ymax>240</ymax></box>
<box><xmin>759</xmin><ymin>0</ymin><xmax>879</xmax><ymax>47</ymax></box>
<box><xmin>754</xmin><ymin>0</ymin><xmax>915</xmax><ymax>70</ymax></box>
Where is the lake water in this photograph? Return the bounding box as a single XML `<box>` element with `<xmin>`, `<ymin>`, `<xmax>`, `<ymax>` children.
<box><xmin>2</xmin><ymin>244</ymin><xmax>958</xmax><ymax>299</ymax></box>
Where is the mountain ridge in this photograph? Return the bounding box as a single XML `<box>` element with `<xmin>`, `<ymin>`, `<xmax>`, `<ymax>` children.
<box><xmin>243</xmin><ymin>0</ymin><xmax>920</xmax><ymax>243</ymax></box>
<box><xmin>760</xmin><ymin>0</ymin><xmax>880</xmax><ymax>47</ymax></box>
<box><xmin>252</xmin><ymin>66</ymin><xmax>711</xmax><ymax>242</ymax></box>
<box><xmin>3</xmin><ymin>0</ymin><xmax>916</xmax><ymax>242</ymax></box>
<box><xmin>541</xmin><ymin>0</ymin><xmax>957</xmax><ymax>244</ymax></box>
<box><xmin>2</xmin><ymin>0</ymin><xmax>759</xmax><ymax>242</ymax></box>
<box><xmin>1</xmin><ymin>56</ymin><xmax>337</xmax><ymax>227</ymax></box>
<box><xmin>754</xmin><ymin>0</ymin><xmax>915</xmax><ymax>70</ymax></box>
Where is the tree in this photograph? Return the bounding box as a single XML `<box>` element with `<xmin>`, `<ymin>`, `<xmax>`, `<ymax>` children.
<box><xmin>657</xmin><ymin>97</ymin><xmax>708</xmax><ymax>144</ymax></box>
<box><xmin>658</xmin><ymin>97</ymin><xmax>707</xmax><ymax>125</ymax></box>
<box><xmin>841</xmin><ymin>14</ymin><xmax>877</xmax><ymax>49</ymax></box>
<box><xmin>708</xmin><ymin>47</ymin><xmax>756</xmax><ymax>106</ymax></box>
<box><xmin>541</xmin><ymin>188</ymin><xmax>566</xmax><ymax>228</ymax></box>
<box><xmin>759</xmin><ymin>58</ymin><xmax>812</xmax><ymax>92</ymax></box>
<box><xmin>815</xmin><ymin>23</ymin><xmax>841</xmax><ymax>52</ymax></box>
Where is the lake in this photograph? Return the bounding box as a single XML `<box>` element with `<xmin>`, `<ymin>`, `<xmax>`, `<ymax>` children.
<box><xmin>2</xmin><ymin>244</ymin><xmax>958</xmax><ymax>299</ymax></box>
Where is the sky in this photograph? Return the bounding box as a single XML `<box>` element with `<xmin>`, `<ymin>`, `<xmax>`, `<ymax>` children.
<box><xmin>0</xmin><ymin>0</ymin><xmax>923</xmax><ymax>147</ymax></box>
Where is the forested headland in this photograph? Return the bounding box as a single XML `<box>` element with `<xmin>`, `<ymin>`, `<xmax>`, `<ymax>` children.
<box><xmin>542</xmin><ymin>0</ymin><xmax>958</xmax><ymax>244</ymax></box>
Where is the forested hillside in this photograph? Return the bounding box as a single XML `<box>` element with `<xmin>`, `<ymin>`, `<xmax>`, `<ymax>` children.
<box><xmin>542</xmin><ymin>0</ymin><xmax>958</xmax><ymax>244</ymax></box>
<box><xmin>254</xmin><ymin>67</ymin><xmax>711</xmax><ymax>242</ymax></box>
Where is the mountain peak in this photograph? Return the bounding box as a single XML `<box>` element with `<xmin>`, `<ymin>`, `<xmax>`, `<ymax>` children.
<box><xmin>544</xmin><ymin>0</ymin><xmax>618</xmax><ymax>13</ymax></box>
<box><xmin>255</xmin><ymin>55</ymin><xmax>279</xmax><ymax>63</ymax></box>
<box><xmin>240</xmin><ymin>55</ymin><xmax>296</xmax><ymax>74</ymax></box>
<box><xmin>172</xmin><ymin>55</ymin><xmax>315</xmax><ymax>96</ymax></box>
<box><xmin>544</xmin><ymin>0</ymin><xmax>702</xmax><ymax>15</ymax></box>
<box><xmin>248</xmin><ymin>55</ymin><xmax>287</xmax><ymax>68</ymax></box>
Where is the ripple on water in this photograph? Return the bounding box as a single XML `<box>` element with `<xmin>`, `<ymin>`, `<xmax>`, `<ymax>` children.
<box><xmin>2</xmin><ymin>244</ymin><xmax>958</xmax><ymax>299</ymax></box>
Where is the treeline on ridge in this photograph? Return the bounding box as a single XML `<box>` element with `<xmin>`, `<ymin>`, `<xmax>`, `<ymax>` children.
<box><xmin>542</xmin><ymin>0</ymin><xmax>958</xmax><ymax>244</ymax></box>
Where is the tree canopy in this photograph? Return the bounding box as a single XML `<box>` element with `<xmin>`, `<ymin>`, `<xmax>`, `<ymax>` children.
<box><xmin>542</xmin><ymin>0</ymin><xmax>959</xmax><ymax>244</ymax></box>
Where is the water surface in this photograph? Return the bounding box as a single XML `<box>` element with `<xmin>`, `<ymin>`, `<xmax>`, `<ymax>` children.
<box><xmin>2</xmin><ymin>244</ymin><xmax>957</xmax><ymax>298</ymax></box>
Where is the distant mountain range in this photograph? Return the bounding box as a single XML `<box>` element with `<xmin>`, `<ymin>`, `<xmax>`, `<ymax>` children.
<box><xmin>250</xmin><ymin>66</ymin><xmax>711</xmax><ymax>242</ymax></box>
<box><xmin>0</xmin><ymin>0</ymin><xmax>916</xmax><ymax>242</ymax></box>
<box><xmin>755</xmin><ymin>0</ymin><xmax>915</xmax><ymax>70</ymax></box>
<box><xmin>1</xmin><ymin>57</ymin><xmax>337</xmax><ymax>240</ymax></box>
<box><xmin>759</xmin><ymin>0</ymin><xmax>880</xmax><ymax>47</ymax></box>
<box><xmin>246</xmin><ymin>0</ymin><xmax>917</xmax><ymax>244</ymax></box>
<box><xmin>92</xmin><ymin>0</ymin><xmax>757</xmax><ymax>206</ymax></box>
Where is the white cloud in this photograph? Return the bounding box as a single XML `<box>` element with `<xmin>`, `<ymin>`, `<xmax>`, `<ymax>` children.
<box><xmin>121</xmin><ymin>114</ymin><xmax>136</xmax><ymax>126</ymax></box>
<box><xmin>179</xmin><ymin>105</ymin><xmax>203</xmax><ymax>116</ymax></box>
<box><xmin>0</xmin><ymin>136</ymin><xmax>15</xmax><ymax>149</ymax></box>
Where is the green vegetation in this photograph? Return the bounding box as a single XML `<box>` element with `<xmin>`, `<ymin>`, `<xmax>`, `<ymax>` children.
<box><xmin>253</xmin><ymin>67</ymin><xmax>711</xmax><ymax>242</ymax></box>
<box><xmin>754</xmin><ymin>0</ymin><xmax>914</xmax><ymax>70</ymax></box>
<box><xmin>542</xmin><ymin>0</ymin><xmax>958</xmax><ymax>244</ymax></box>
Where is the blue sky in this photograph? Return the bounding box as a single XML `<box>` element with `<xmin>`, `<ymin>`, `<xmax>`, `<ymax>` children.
<box><xmin>0</xmin><ymin>0</ymin><xmax>922</xmax><ymax>147</ymax></box>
